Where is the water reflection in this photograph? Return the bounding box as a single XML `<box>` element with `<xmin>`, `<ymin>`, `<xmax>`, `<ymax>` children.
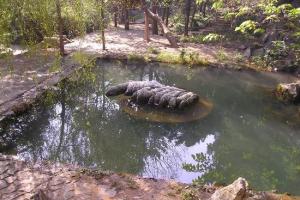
<box><xmin>1</xmin><ymin>60</ymin><xmax>300</xmax><ymax>195</ymax></box>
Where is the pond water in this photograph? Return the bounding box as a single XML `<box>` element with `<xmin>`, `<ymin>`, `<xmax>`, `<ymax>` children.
<box><xmin>1</xmin><ymin>60</ymin><xmax>300</xmax><ymax>194</ymax></box>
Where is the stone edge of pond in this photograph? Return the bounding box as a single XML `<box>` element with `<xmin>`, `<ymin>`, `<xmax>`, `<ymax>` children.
<box><xmin>0</xmin><ymin>56</ymin><xmax>83</xmax><ymax>122</ymax></box>
<box><xmin>0</xmin><ymin>153</ymin><xmax>298</xmax><ymax>200</ymax></box>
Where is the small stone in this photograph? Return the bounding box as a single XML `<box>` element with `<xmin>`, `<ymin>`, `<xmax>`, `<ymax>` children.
<box><xmin>0</xmin><ymin>180</ymin><xmax>8</xmax><ymax>189</ymax></box>
<box><xmin>252</xmin><ymin>48</ymin><xmax>265</xmax><ymax>57</ymax></box>
<box><xmin>244</xmin><ymin>48</ymin><xmax>251</xmax><ymax>59</ymax></box>
<box><xmin>238</xmin><ymin>45</ymin><xmax>247</xmax><ymax>50</ymax></box>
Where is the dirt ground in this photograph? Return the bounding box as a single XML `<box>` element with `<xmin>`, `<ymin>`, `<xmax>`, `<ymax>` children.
<box><xmin>65</xmin><ymin>24</ymin><xmax>238</xmax><ymax>64</ymax></box>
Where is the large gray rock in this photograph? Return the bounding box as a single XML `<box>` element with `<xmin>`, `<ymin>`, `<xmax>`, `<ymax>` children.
<box><xmin>210</xmin><ymin>177</ymin><xmax>248</xmax><ymax>200</ymax></box>
<box><xmin>106</xmin><ymin>80</ymin><xmax>199</xmax><ymax>109</ymax></box>
<box><xmin>276</xmin><ymin>81</ymin><xmax>300</xmax><ymax>103</ymax></box>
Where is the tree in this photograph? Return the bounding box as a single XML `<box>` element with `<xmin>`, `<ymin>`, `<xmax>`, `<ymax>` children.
<box><xmin>184</xmin><ymin>0</ymin><xmax>192</xmax><ymax>36</ymax></box>
<box><xmin>151</xmin><ymin>1</ymin><xmax>159</xmax><ymax>35</ymax></box>
<box><xmin>55</xmin><ymin>0</ymin><xmax>64</xmax><ymax>56</ymax></box>
<box><xmin>140</xmin><ymin>0</ymin><xmax>178</xmax><ymax>48</ymax></box>
<box><xmin>111</xmin><ymin>0</ymin><xmax>140</xmax><ymax>30</ymax></box>
<box><xmin>144</xmin><ymin>11</ymin><xmax>150</xmax><ymax>42</ymax></box>
<box><xmin>98</xmin><ymin>0</ymin><xmax>106</xmax><ymax>50</ymax></box>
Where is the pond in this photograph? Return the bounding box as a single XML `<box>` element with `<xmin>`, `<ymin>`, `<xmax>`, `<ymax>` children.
<box><xmin>1</xmin><ymin>59</ymin><xmax>300</xmax><ymax>194</ymax></box>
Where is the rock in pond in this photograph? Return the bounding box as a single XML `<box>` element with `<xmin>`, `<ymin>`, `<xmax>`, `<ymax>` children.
<box><xmin>106</xmin><ymin>80</ymin><xmax>199</xmax><ymax>110</ymax></box>
<box><xmin>276</xmin><ymin>81</ymin><xmax>300</xmax><ymax>103</ymax></box>
<box><xmin>210</xmin><ymin>177</ymin><xmax>248</xmax><ymax>200</ymax></box>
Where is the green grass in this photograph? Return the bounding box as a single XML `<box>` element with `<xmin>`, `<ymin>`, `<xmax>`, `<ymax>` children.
<box><xmin>127</xmin><ymin>53</ymin><xmax>149</xmax><ymax>62</ymax></box>
<box><xmin>156</xmin><ymin>51</ymin><xmax>209</xmax><ymax>67</ymax></box>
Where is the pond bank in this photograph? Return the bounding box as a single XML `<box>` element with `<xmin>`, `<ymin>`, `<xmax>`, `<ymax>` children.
<box><xmin>0</xmin><ymin>154</ymin><xmax>299</xmax><ymax>200</ymax></box>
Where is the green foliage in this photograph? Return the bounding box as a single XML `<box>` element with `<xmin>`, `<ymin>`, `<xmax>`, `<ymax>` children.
<box><xmin>0</xmin><ymin>0</ymin><xmax>105</xmax><ymax>46</ymax></box>
<box><xmin>147</xmin><ymin>46</ymin><xmax>160</xmax><ymax>54</ymax></box>
<box><xmin>265</xmin><ymin>40</ymin><xmax>289</xmax><ymax>60</ymax></box>
<box><xmin>235</xmin><ymin>6</ymin><xmax>253</xmax><ymax>17</ymax></box>
<box><xmin>235</xmin><ymin>20</ymin><xmax>257</xmax><ymax>34</ymax></box>
<box><xmin>263</xmin><ymin>14</ymin><xmax>280</xmax><ymax>23</ymax></box>
<box><xmin>253</xmin><ymin>28</ymin><xmax>265</xmax><ymax>36</ymax></box>
<box><xmin>202</xmin><ymin>33</ymin><xmax>225</xmax><ymax>43</ymax></box>
<box><xmin>216</xmin><ymin>48</ymin><xmax>227</xmax><ymax>61</ymax></box>
<box><xmin>223</xmin><ymin>11</ymin><xmax>236</xmax><ymax>22</ymax></box>
<box><xmin>157</xmin><ymin>50</ymin><xmax>209</xmax><ymax>66</ymax></box>
<box><xmin>180</xmin><ymin>33</ymin><xmax>224</xmax><ymax>44</ymax></box>
<box><xmin>170</xmin><ymin>13</ymin><xmax>185</xmax><ymax>33</ymax></box>
<box><xmin>212</xmin><ymin>0</ymin><xmax>224</xmax><ymax>10</ymax></box>
<box><xmin>181</xmin><ymin>189</ymin><xmax>197</xmax><ymax>200</ymax></box>
<box><xmin>288</xmin><ymin>8</ymin><xmax>300</xmax><ymax>19</ymax></box>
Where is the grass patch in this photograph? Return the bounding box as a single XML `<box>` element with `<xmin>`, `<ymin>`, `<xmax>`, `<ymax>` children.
<box><xmin>180</xmin><ymin>33</ymin><xmax>225</xmax><ymax>44</ymax></box>
<box><xmin>181</xmin><ymin>188</ymin><xmax>198</xmax><ymax>200</ymax></box>
<box><xmin>147</xmin><ymin>46</ymin><xmax>160</xmax><ymax>54</ymax></box>
<box><xmin>216</xmin><ymin>48</ymin><xmax>228</xmax><ymax>61</ymax></box>
<box><xmin>125</xmin><ymin>176</ymin><xmax>138</xmax><ymax>189</ymax></box>
<box><xmin>156</xmin><ymin>50</ymin><xmax>209</xmax><ymax>67</ymax></box>
<box><xmin>127</xmin><ymin>53</ymin><xmax>150</xmax><ymax>62</ymax></box>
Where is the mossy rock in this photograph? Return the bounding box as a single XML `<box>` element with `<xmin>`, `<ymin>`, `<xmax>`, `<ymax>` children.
<box><xmin>275</xmin><ymin>82</ymin><xmax>300</xmax><ymax>103</ymax></box>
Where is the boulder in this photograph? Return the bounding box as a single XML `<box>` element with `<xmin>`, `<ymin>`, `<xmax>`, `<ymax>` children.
<box><xmin>210</xmin><ymin>177</ymin><xmax>248</xmax><ymax>200</ymax></box>
<box><xmin>276</xmin><ymin>81</ymin><xmax>300</xmax><ymax>103</ymax></box>
<box><xmin>244</xmin><ymin>47</ymin><xmax>252</xmax><ymax>59</ymax></box>
<box><xmin>252</xmin><ymin>48</ymin><xmax>265</xmax><ymax>57</ymax></box>
<box><xmin>106</xmin><ymin>80</ymin><xmax>199</xmax><ymax>110</ymax></box>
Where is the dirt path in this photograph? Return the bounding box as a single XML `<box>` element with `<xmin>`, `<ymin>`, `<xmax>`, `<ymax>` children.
<box><xmin>65</xmin><ymin>24</ymin><xmax>240</xmax><ymax>65</ymax></box>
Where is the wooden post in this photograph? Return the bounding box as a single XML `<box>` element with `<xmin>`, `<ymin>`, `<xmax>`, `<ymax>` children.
<box><xmin>144</xmin><ymin>11</ymin><xmax>150</xmax><ymax>42</ymax></box>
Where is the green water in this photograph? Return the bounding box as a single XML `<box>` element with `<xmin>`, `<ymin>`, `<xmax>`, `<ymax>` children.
<box><xmin>1</xmin><ymin>60</ymin><xmax>300</xmax><ymax>194</ymax></box>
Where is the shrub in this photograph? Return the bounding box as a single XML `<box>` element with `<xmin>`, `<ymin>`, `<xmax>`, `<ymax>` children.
<box><xmin>202</xmin><ymin>33</ymin><xmax>225</xmax><ymax>43</ymax></box>
<box><xmin>265</xmin><ymin>40</ymin><xmax>289</xmax><ymax>60</ymax></box>
<box><xmin>235</xmin><ymin>20</ymin><xmax>258</xmax><ymax>34</ymax></box>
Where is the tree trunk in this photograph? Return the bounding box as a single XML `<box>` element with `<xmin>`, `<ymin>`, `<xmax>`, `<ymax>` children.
<box><xmin>114</xmin><ymin>8</ymin><xmax>118</xmax><ymax>27</ymax></box>
<box><xmin>203</xmin><ymin>0</ymin><xmax>207</xmax><ymax>17</ymax></box>
<box><xmin>140</xmin><ymin>0</ymin><xmax>178</xmax><ymax>48</ymax></box>
<box><xmin>162</xmin><ymin>7</ymin><xmax>166</xmax><ymax>22</ymax></box>
<box><xmin>184</xmin><ymin>0</ymin><xmax>192</xmax><ymax>36</ymax></box>
<box><xmin>151</xmin><ymin>4</ymin><xmax>158</xmax><ymax>35</ymax></box>
<box><xmin>55</xmin><ymin>0</ymin><xmax>64</xmax><ymax>56</ymax></box>
<box><xmin>124</xmin><ymin>9</ymin><xmax>129</xmax><ymax>30</ymax></box>
<box><xmin>100</xmin><ymin>0</ymin><xmax>105</xmax><ymax>50</ymax></box>
<box><xmin>166</xmin><ymin>7</ymin><xmax>169</xmax><ymax>26</ymax></box>
<box><xmin>190</xmin><ymin>1</ymin><xmax>197</xmax><ymax>29</ymax></box>
<box><xmin>144</xmin><ymin>11</ymin><xmax>150</xmax><ymax>42</ymax></box>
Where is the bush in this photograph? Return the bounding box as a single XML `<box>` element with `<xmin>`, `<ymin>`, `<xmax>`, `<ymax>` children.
<box><xmin>265</xmin><ymin>40</ymin><xmax>289</xmax><ymax>60</ymax></box>
<box><xmin>170</xmin><ymin>13</ymin><xmax>185</xmax><ymax>34</ymax></box>
<box><xmin>202</xmin><ymin>33</ymin><xmax>225</xmax><ymax>43</ymax></box>
<box><xmin>235</xmin><ymin>20</ymin><xmax>258</xmax><ymax>34</ymax></box>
